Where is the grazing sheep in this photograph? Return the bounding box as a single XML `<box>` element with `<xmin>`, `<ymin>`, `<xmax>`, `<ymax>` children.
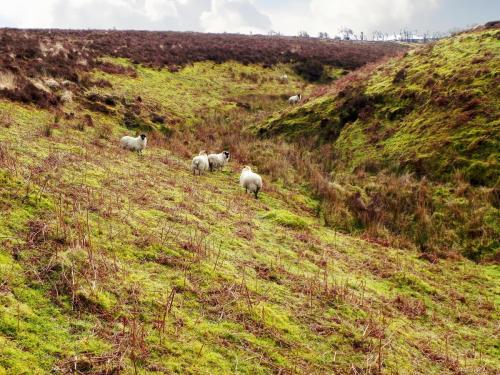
<box><xmin>120</xmin><ymin>134</ymin><xmax>147</xmax><ymax>153</ymax></box>
<box><xmin>288</xmin><ymin>94</ymin><xmax>302</xmax><ymax>104</ymax></box>
<box><xmin>240</xmin><ymin>166</ymin><xmax>263</xmax><ymax>199</ymax></box>
<box><xmin>208</xmin><ymin>151</ymin><xmax>230</xmax><ymax>171</ymax></box>
<box><xmin>191</xmin><ymin>151</ymin><xmax>209</xmax><ymax>175</ymax></box>
<box><xmin>279</xmin><ymin>74</ymin><xmax>288</xmax><ymax>83</ymax></box>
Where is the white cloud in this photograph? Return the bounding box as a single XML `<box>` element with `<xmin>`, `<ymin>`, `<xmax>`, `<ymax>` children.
<box><xmin>51</xmin><ymin>0</ymin><xmax>183</xmax><ymax>30</ymax></box>
<box><xmin>201</xmin><ymin>0</ymin><xmax>271</xmax><ymax>34</ymax></box>
<box><xmin>143</xmin><ymin>0</ymin><xmax>179</xmax><ymax>22</ymax></box>
<box><xmin>0</xmin><ymin>0</ymin><xmax>487</xmax><ymax>37</ymax></box>
<box><xmin>0</xmin><ymin>0</ymin><xmax>58</xmax><ymax>28</ymax></box>
<box><xmin>0</xmin><ymin>0</ymin><xmax>268</xmax><ymax>33</ymax></box>
<box><xmin>309</xmin><ymin>0</ymin><xmax>440</xmax><ymax>35</ymax></box>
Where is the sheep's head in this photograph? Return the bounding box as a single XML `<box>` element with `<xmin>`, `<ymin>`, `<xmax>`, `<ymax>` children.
<box><xmin>199</xmin><ymin>150</ymin><xmax>207</xmax><ymax>155</ymax></box>
<box><xmin>140</xmin><ymin>134</ymin><xmax>147</xmax><ymax>140</ymax></box>
<box><xmin>242</xmin><ymin>166</ymin><xmax>252</xmax><ymax>172</ymax></box>
<box><xmin>223</xmin><ymin>151</ymin><xmax>230</xmax><ymax>160</ymax></box>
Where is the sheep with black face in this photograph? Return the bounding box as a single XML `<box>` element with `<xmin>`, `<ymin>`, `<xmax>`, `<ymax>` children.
<box><xmin>288</xmin><ymin>93</ymin><xmax>302</xmax><ymax>104</ymax></box>
<box><xmin>120</xmin><ymin>134</ymin><xmax>147</xmax><ymax>153</ymax></box>
<box><xmin>208</xmin><ymin>151</ymin><xmax>230</xmax><ymax>172</ymax></box>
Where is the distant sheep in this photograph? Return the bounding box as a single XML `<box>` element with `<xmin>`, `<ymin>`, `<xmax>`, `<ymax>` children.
<box><xmin>208</xmin><ymin>151</ymin><xmax>230</xmax><ymax>172</ymax></box>
<box><xmin>279</xmin><ymin>74</ymin><xmax>288</xmax><ymax>83</ymax></box>
<box><xmin>288</xmin><ymin>94</ymin><xmax>301</xmax><ymax>104</ymax></box>
<box><xmin>192</xmin><ymin>151</ymin><xmax>209</xmax><ymax>175</ymax></box>
<box><xmin>120</xmin><ymin>134</ymin><xmax>147</xmax><ymax>153</ymax></box>
<box><xmin>240</xmin><ymin>166</ymin><xmax>263</xmax><ymax>199</ymax></box>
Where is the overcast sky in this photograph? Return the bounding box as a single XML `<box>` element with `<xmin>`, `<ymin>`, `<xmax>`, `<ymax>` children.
<box><xmin>0</xmin><ymin>0</ymin><xmax>498</xmax><ymax>36</ymax></box>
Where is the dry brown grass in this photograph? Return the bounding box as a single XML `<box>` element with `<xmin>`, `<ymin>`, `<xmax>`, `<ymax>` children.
<box><xmin>0</xmin><ymin>71</ymin><xmax>16</xmax><ymax>90</ymax></box>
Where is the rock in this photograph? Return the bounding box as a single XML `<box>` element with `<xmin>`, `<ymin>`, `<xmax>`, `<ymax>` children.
<box><xmin>61</xmin><ymin>90</ymin><xmax>73</xmax><ymax>103</ymax></box>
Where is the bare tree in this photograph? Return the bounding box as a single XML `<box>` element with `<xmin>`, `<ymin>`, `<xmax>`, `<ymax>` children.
<box><xmin>268</xmin><ymin>30</ymin><xmax>281</xmax><ymax>37</ymax></box>
<box><xmin>372</xmin><ymin>31</ymin><xmax>385</xmax><ymax>41</ymax></box>
<box><xmin>298</xmin><ymin>30</ymin><xmax>310</xmax><ymax>38</ymax></box>
<box><xmin>339</xmin><ymin>27</ymin><xmax>354</xmax><ymax>40</ymax></box>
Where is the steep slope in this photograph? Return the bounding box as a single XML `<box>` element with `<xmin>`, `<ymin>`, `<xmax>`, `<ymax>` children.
<box><xmin>260</xmin><ymin>28</ymin><xmax>499</xmax><ymax>185</ymax></box>
<box><xmin>0</xmin><ymin>58</ymin><xmax>499</xmax><ymax>375</ymax></box>
<box><xmin>257</xmin><ymin>28</ymin><xmax>499</xmax><ymax>260</ymax></box>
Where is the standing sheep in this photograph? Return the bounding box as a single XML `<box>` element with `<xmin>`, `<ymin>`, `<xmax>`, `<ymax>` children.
<box><xmin>288</xmin><ymin>94</ymin><xmax>302</xmax><ymax>104</ymax></box>
<box><xmin>208</xmin><ymin>151</ymin><xmax>230</xmax><ymax>172</ymax></box>
<box><xmin>240</xmin><ymin>166</ymin><xmax>263</xmax><ymax>199</ymax></box>
<box><xmin>120</xmin><ymin>134</ymin><xmax>147</xmax><ymax>153</ymax></box>
<box><xmin>191</xmin><ymin>151</ymin><xmax>209</xmax><ymax>175</ymax></box>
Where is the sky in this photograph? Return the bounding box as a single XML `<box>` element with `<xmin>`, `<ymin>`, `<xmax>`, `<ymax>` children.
<box><xmin>0</xmin><ymin>0</ymin><xmax>498</xmax><ymax>37</ymax></box>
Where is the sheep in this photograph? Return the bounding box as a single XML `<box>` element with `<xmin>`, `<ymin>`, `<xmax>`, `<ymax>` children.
<box><xmin>288</xmin><ymin>94</ymin><xmax>302</xmax><ymax>104</ymax></box>
<box><xmin>279</xmin><ymin>74</ymin><xmax>288</xmax><ymax>83</ymax></box>
<box><xmin>240</xmin><ymin>166</ymin><xmax>263</xmax><ymax>199</ymax></box>
<box><xmin>120</xmin><ymin>134</ymin><xmax>147</xmax><ymax>153</ymax></box>
<box><xmin>191</xmin><ymin>151</ymin><xmax>209</xmax><ymax>175</ymax></box>
<box><xmin>208</xmin><ymin>151</ymin><xmax>230</xmax><ymax>172</ymax></box>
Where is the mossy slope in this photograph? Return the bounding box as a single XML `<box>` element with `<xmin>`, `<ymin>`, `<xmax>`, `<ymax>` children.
<box><xmin>257</xmin><ymin>29</ymin><xmax>499</xmax><ymax>260</ymax></box>
<box><xmin>259</xmin><ymin>29</ymin><xmax>500</xmax><ymax>186</ymax></box>
<box><xmin>0</xmin><ymin>59</ymin><xmax>498</xmax><ymax>374</ymax></box>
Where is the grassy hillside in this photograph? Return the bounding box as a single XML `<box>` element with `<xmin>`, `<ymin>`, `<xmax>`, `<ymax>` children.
<box><xmin>0</xmin><ymin>28</ymin><xmax>405</xmax><ymax>110</ymax></box>
<box><xmin>257</xmin><ymin>28</ymin><xmax>499</xmax><ymax>260</ymax></box>
<box><xmin>0</xmin><ymin>34</ymin><xmax>498</xmax><ymax>374</ymax></box>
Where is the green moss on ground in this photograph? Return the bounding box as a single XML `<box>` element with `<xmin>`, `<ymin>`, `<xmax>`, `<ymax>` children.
<box><xmin>259</xmin><ymin>29</ymin><xmax>500</xmax><ymax>185</ymax></box>
<box><xmin>255</xmin><ymin>29</ymin><xmax>500</xmax><ymax>260</ymax></box>
<box><xmin>0</xmin><ymin>55</ymin><xmax>498</xmax><ymax>374</ymax></box>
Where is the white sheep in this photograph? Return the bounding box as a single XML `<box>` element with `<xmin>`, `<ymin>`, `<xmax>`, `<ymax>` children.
<box><xmin>120</xmin><ymin>134</ymin><xmax>147</xmax><ymax>153</ymax></box>
<box><xmin>288</xmin><ymin>94</ymin><xmax>302</xmax><ymax>104</ymax></box>
<box><xmin>279</xmin><ymin>74</ymin><xmax>288</xmax><ymax>83</ymax></box>
<box><xmin>208</xmin><ymin>151</ymin><xmax>230</xmax><ymax>172</ymax></box>
<box><xmin>240</xmin><ymin>166</ymin><xmax>263</xmax><ymax>199</ymax></box>
<box><xmin>191</xmin><ymin>151</ymin><xmax>209</xmax><ymax>175</ymax></box>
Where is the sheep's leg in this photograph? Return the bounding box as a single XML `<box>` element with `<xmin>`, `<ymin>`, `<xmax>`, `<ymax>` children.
<box><xmin>254</xmin><ymin>187</ymin><xmax>260</xmax><ymax>199</ymax></box>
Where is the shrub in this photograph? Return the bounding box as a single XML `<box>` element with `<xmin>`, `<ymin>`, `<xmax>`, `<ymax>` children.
<box><xmin>392</xmin><ymin>68</ymin><xmax>406</xmax><ymax>83</ymax></box>
<box><xmin>123</xmin><ymin>111</ymin><xmax>154</xmax><ymax>132</ymax></box>
<box><xmin>293</xmin><ymin>60</ymin><xmax>325</xmax><ymax>82</ymax></box>
<box><xmin>42</xmin><ymin>122</ymin><xmax>53</xmax><ymax>137</ymax></box>
<box><xmin>466</xmin><ymin>160</ymin><xmax>498</xmax><ymax>186</ymax></box>
<box><xmin>0</xmin><ymin>81</ymin><xmax>59</xmax><ymax>108</ymax></box>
